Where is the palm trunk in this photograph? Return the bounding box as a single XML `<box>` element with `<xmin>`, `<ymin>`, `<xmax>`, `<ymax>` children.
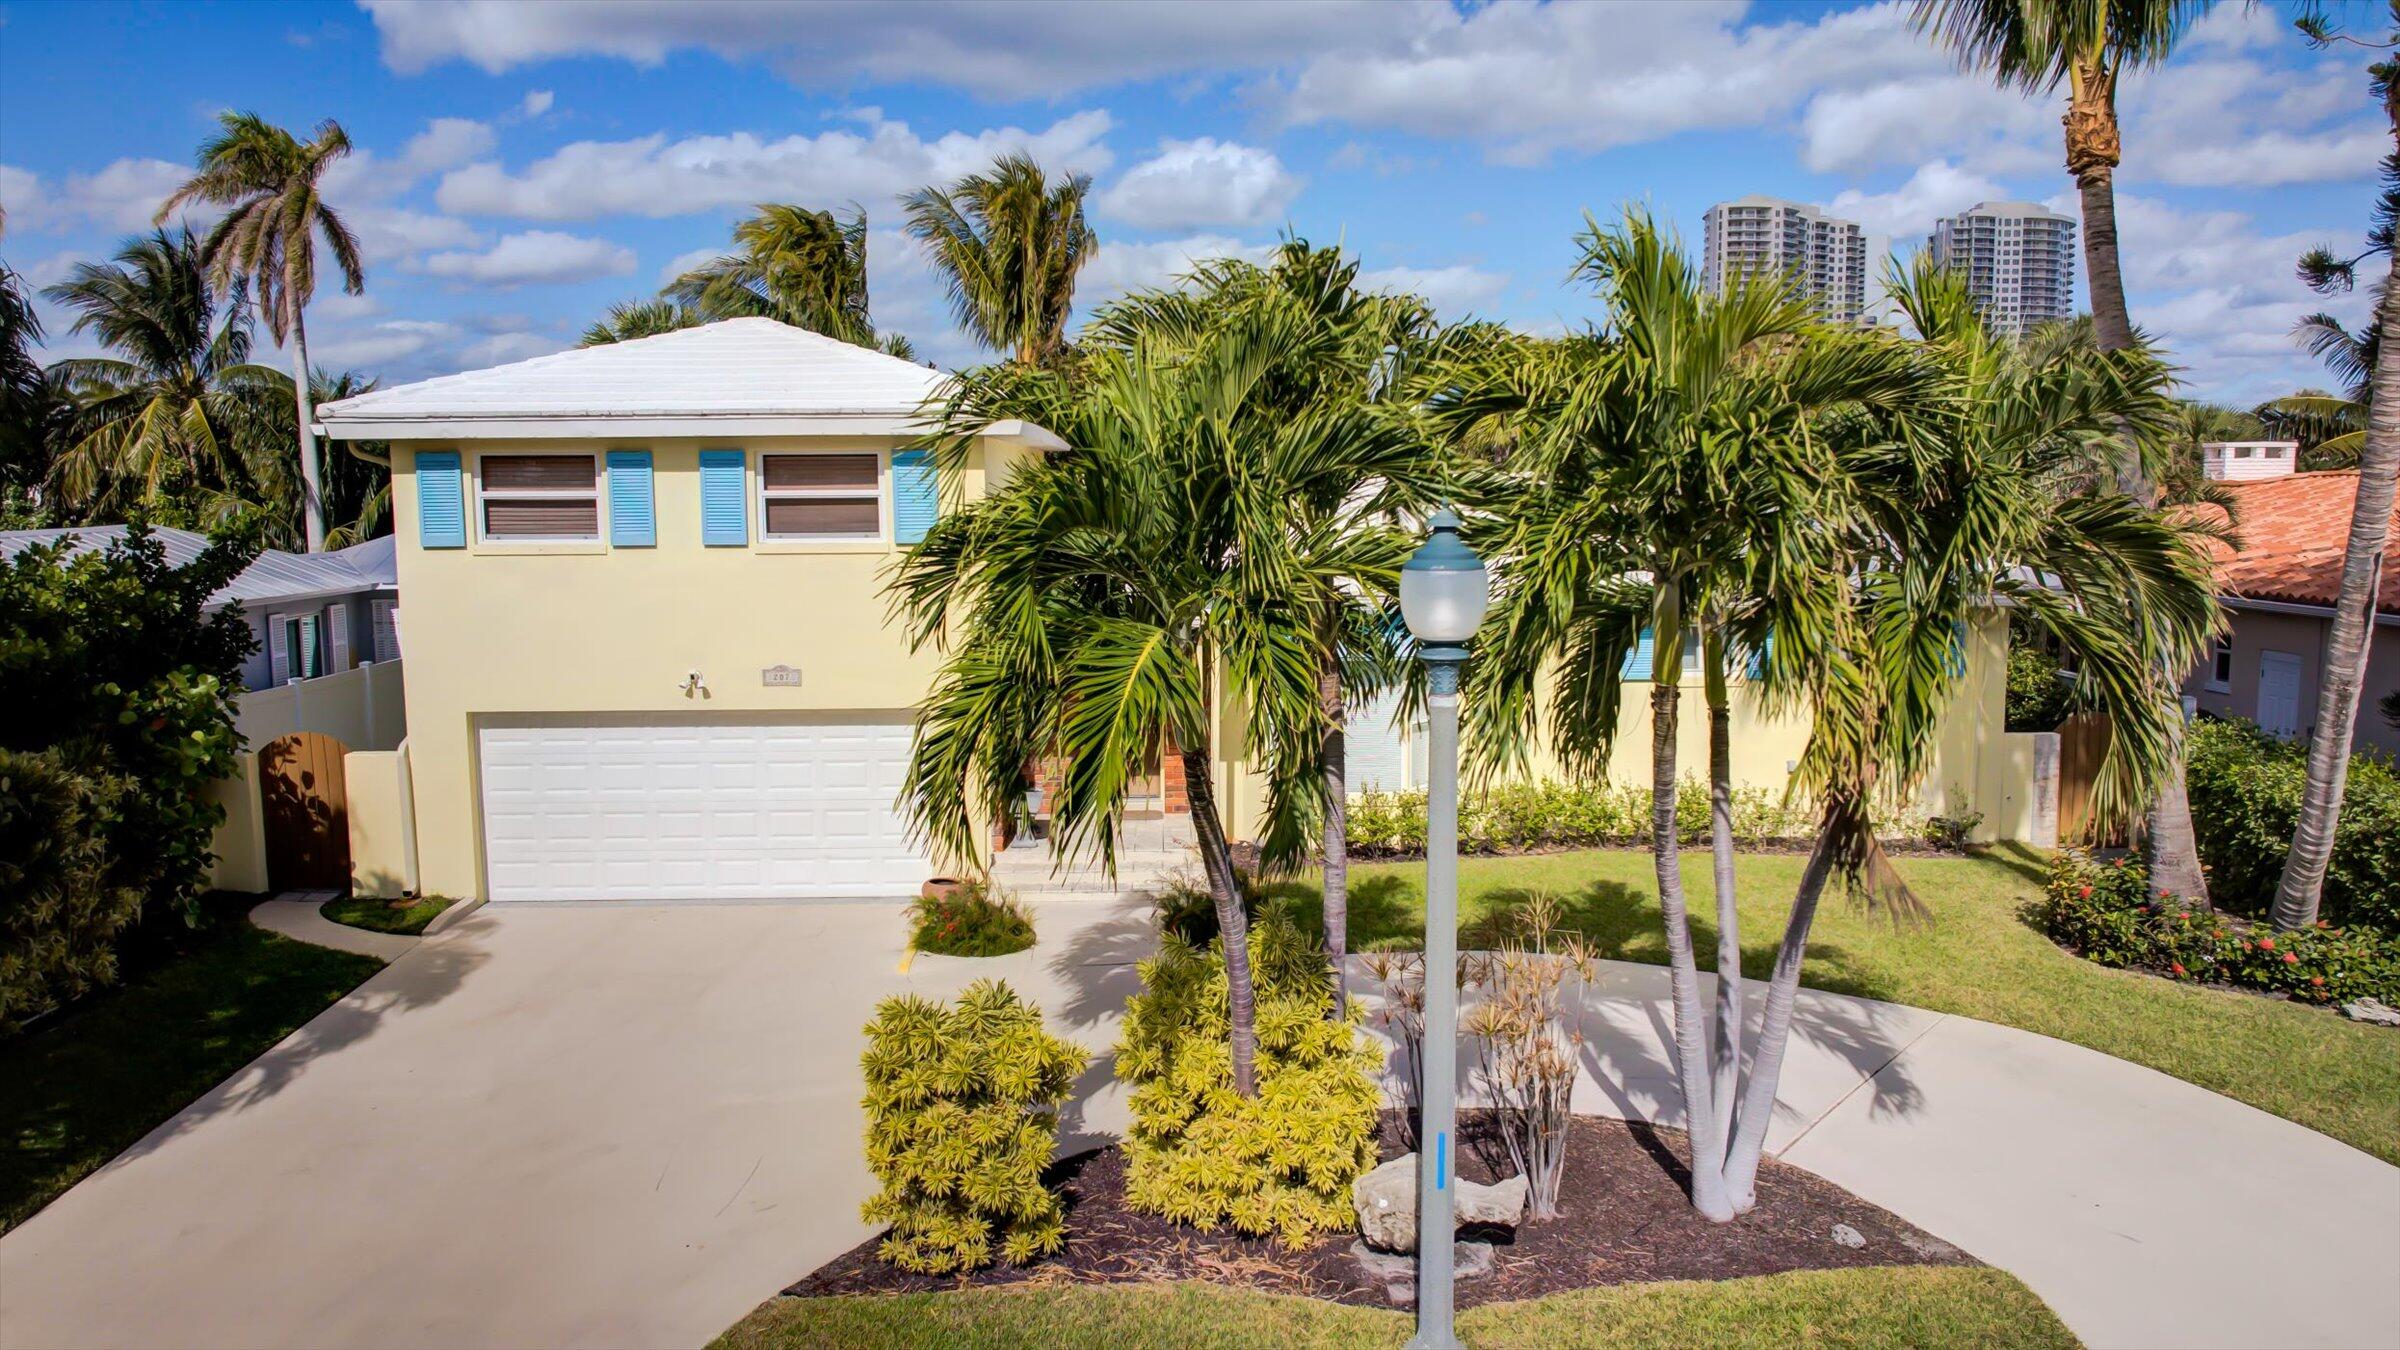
<box><xmin>1703</xmin><ymin>627</ymin><xmax>1742</xmax><ymax>1160</ymax></box>
<box><xmin>1649</xmin><ymin>579</ymin><xmax>1732</xmax><ymax>1221</ymax></box>
<box><xmin>2272</xmin><ymin>251</ymin><xmax>2400</xmax><ymax>930</ymax></box>
<box><xmin>1721</xmin><ymin>825</ymin><xmax>1839</xmax><ymax>1210</ymax></box>
<box><xmin>288</xmin><ymin>300</ymin><xmax>325</xmax><ymax>552</ymax></box>
<box><xmin>2069</xmin><ymin>60</ymin><xmax>2211</xmax><ymax>904</ymax></box>
<box><xmin>1182</xmin><ymin>747</ymin><xmax>1258</xmax><ymax>1097</ymax></box>
<box><xmin>1319</xmin><ymin>655</ymin><xmax>1351</xmax><ymax>1018</ymax></box>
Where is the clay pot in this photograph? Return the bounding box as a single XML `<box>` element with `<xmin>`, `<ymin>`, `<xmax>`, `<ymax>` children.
<box><xmin>921</xmin><ymin>877</ymin><xmax>965</xmax><ymax>902</ymax></box>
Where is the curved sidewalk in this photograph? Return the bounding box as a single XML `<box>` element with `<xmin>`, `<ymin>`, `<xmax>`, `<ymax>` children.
<box><xmin>1526</xmin><ymin>958</ymin><xmax>2400</xmax><ymax>1350</ymax></box>
<box><xmin>248</xmin><ymin>893</ymin><xmax>420</xmax><ymax>961</ymax></box>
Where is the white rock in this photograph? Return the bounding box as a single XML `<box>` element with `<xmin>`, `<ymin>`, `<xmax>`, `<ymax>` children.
<box><xmin>1831</xmin><ymin>1222</ymin><xmax>1867</xmax><ymax>1249</ymax></box>
<box><xmin>1352</xmin><ymin>1153</ymin><xmax>1530</xmax><ymax>1253</ymax></box>
<box><xmin>2341</xmin><ymin>997</ymin><xmax>2400</xmax><ymax>1027</ymax></box>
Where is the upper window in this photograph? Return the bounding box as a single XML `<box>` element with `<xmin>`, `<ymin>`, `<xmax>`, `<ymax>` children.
<box><xmin>2209</xmin><ymin>638</ymin><xmax>2234</xmax><ymax>692</ymax></box>
<box><xmin>760</xmin><ymin>453</ymin><xmax>880</xmax><ymax>540</ymax></box>
<box><xmin>480</xmin><ymin>454</ymin><xmax>599</xmax><ymax>540</ymax></box>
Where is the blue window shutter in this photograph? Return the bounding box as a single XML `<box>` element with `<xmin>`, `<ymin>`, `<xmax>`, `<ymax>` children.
<box><xmin>1621</xmin><ymin>626</ymin><xmax>1655</xmax><ymax>681</ymax></box>
<box><xmin>417</xmin><ymin>451</ymin><xmax>465</xmax><ymax>548</ymax></box>
<box><xmin>1747</xmin><ymin>630</ymin><xmax>1774</xmax><ymax>680</ymax></box>
<box><xmin>699</xmin><ymin>449</ymin><xmax>747</xmax><ymax>546</ymax></box>
<box><xmin>606</xmin><ymin>450</ymin><xmax>655</xmax><ymax>546</ymax></box>
<box><xmin>1946</xmin><ymin>618</ymin><xmax>1970</xmax><ymax>678</ymax></box>
<box><xmin>891</xmin><ymin>449</ymin><xmax>937</xmax><ymax>544</ymax></box>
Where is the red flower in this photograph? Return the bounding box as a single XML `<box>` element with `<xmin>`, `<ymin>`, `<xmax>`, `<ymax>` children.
<box><xmin>2258</xmin><ymin>937</ymin><xmax>2275</xmax><ymax>951</ymax></box>
<box><xmin>2282</xmin><ymin>952</ymin><xmax>2299</xmax><ymax>965</ymax></box>
<box><xmin>2170</xmin><ymin>963</ymin><xmax>2187</xmax><ymax>976</ymax></box>
<box><xmin>2311</xmin><ymin>976</ymin><xmax>2326</xmax><ymax>987</ymax></box>
<box><xmin>2241</xmin><ymin>941</ymin><xmax>2254</xmax><ymax>952</ymax></box>
<box><xmin>2077</xmin><ymin>885</ymin><xmax>2093</xmax><ymax>899</ymax></box>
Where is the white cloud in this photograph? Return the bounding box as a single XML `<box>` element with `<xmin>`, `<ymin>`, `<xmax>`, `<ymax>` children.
<box><xmin>1076</xmin><ymin>233</ymin><xmax>1278</xmax><ymax>305</ymax></box>
<box><xmin>657</xmin><ymin>246</ymin><xmax>721</xmax><ymax>286</ymax></box>
<box><xmin>420</xmin><ymin>230</ymin><xmax>636</xmax><ymax>287</ymax></box>
<box><xmin>520</xmin><ymin>89</ymin><xmax>555</xmax><ymax>118</ymax></box>
<box><xmin>399</xmin><ymin>117</ymin><xmax>496</xmax><ymax>179</ymax></box>
<box><xmin>1097</xmin><ymin>138</ymin><xmax>1301</xmax><ymax>230</ymax></box>
<box><xmin>1828</xmin><ymin>160</ymin><xmax>2010</xmax><ymax>243</ymax></box>
<box><xmin>462</xmin><ymin>330</ymin><xmax>568</xmax><ymax>364</ymax></box>
<box><xmin>1800</xmin><ymin>77</ymin><xmax>2052</xmax><ymax>175</ymax></box>
<box><xmin>312</xmin><ymin>317</ymin><xmax>460</xmax><ymax>369</ymax></box>
<box><xmin>348</xmin><ymin>205</ymin><xmax>485</xmax><ymax>259</ymax></box>
<box><xmin>1361</xmin><ymin>263</ymin><xmax>1508</xmax><ymax>317</ymax></box>
<box><xmin>436</xmin><ymin>109</ymin><xmax>1115</xmax><ymax>220</ymax></box>
<box><xmin>363</xmin><ymin>0</ymin><xmax>1400</xmax><ymax>98</ymax></box>
<box><xmin>5</xmin><ymin>157</ymin><xmax>198</xmax><ymax>233</ymax></box>
<box><xmin>1265</xmin><ymin>1</ymin><xmax>1942</xmax><ymax>165</ymax></box>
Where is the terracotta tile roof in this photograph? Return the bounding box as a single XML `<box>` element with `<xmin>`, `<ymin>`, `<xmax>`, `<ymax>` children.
<box><xmin>2203</xmin><ymin>470</ymin><xmax>2399</xmax><ymax>615</ymax></box>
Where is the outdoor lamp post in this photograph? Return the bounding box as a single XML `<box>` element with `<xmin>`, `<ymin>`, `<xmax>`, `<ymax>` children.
<box><xmin>1397</xmin><ymin>509</ymin><xmax>1490</xmax><ymax>1350</ymax></box>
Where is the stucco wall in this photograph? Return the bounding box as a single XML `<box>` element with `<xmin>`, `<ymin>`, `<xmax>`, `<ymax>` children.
<box><xmin>2183</xmin><ymin>608</ymin><xmax>2400</xmax><ymax>756</ymax></box>
<box><xmin>205</xmin><ymin>752</ymin><xmax>268</xmax><ymax>894</ymax></box>
<box><xmin>395</xmin><ymin>438</ymin><xmax>1030</xmax><ymax>899</ymax></box>
<box><xmin>345</xmin><ymin>747</ymin><xmax>414</xmax><ymax>899</ymax></box>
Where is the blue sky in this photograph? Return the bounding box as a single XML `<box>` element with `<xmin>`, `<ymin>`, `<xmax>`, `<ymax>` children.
<box><xmin>0</xmin><ymin>0</ymin><xmax>2385</xmax><ymax>404</ymax></box>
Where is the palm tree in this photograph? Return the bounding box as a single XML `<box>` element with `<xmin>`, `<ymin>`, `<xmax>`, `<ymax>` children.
<box><xmin>42</xmin><ymin>228</ymin><xmax>290</xmax><ymax>534</ymax></box>
<box><xmin>2270</xmin><ymin>10</ymin><xmax>2400</xmax><ymax>930</ymax></box>
<box><xmin>157</xmin><ymin>113</ymin><xmax>365</xmax><ymax>552</ymax></box>
<box><xmin>903</xmin><ymin>154</ymin><xmax>1097</xmax><ymax>365</ymax></box>
<box><xmin>1914</xmin><ymin>0</ymin><xmax>2217</xmax><ymax>904</ymax></box>
<box><xmin>889</xmin><ymin>283</ymin><xmax>1430</xmax><ymax>1094</ymax></box>
<box><xmin>1088</xmin><ymin>240</ymin><xmax>1447</xmax><ymax>1012</ymax></box>
<box><xmin>0</xmin><ymin>248</ymin><xmax>67</xmax><ymax>513</ymax></box>
<box><xmin>1444</xmin><ymin>212</ymin><xmax>1930</xmax><ymax>1221</ymax></box>
<box><xmin>314</xmin><ymin>369</ymin><xmax>392</xmax><ymax>548</ymax></box>
<box><xmin>581</xmin><ymin>298</ymin><xmax>705</xmax><ymax>347</ymax></box>
<box><xmin>666</xmin><ymin>203</ymin><xmax>876</xmax><ymax>345</ymax></box>
<box><xmin>2259</xmin><ymin>314</ymin><xmax>2373</xmax><ymax>469</ymax></box>
<box><xmin>1718</xmin><ymin>259</ymin><xmax>2217</xmax><ymax>1208</ymax></box>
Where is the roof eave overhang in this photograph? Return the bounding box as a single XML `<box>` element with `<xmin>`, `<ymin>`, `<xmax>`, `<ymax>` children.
<box><xmin>2220</xmin><ymin>593</ymin><xmax>2400</xmax><ymax>627</ymax></box>
<box><xmin>314</xmin><ymin>412</ymin><xmax>1067</xmax><ymax>450</ymax></box>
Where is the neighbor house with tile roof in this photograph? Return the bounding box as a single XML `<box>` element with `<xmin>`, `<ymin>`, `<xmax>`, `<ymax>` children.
<box><xmin>2182</xmin><ymin>464</ymin><xmax>2400</xmax><ymax>754</ymax></box>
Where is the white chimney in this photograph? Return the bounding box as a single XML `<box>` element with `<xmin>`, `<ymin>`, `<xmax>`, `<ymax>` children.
<box><xmin>2202</xmin><ymin>441</ymin><xmax>2300</xmax><ymax>482</ymax></box>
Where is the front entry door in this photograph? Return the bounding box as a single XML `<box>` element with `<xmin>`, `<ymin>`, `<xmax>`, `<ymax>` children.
<box><xmin>2257</xmin><ymin>650</ymin><xmax>2304</xmax><ymax>739</ymax></box>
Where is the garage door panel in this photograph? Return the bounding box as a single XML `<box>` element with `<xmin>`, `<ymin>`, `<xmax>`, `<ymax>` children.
<box><xmin>477</xmin><ymin>720</ymin><xmax>926</xmax><ymax>902</ymax></box>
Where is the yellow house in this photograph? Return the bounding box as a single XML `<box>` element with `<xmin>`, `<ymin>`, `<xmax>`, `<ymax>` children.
<box><xmin>320</xmin><ymin>317</ymin><xmax>2047</xmax><ymax>905</ymax></box>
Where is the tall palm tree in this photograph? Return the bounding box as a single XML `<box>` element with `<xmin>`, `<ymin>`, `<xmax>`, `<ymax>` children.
<box><xmin>903</xmin><ymin>154</ymin><xmax>1097</xmax><ymax>365</ymax></box>
<box><xmin>890</xmin><ymin>287</ymin><xmax>1429</xmax><ymax>1095</ymax></box>
<box><xmin>1914</xmin><ymin>0</ymin><xmax>2217</xmax><ymax>903</ymax></box>
<box><xmin>157</xmin><ymin>113</ymin><xmax>364</xmax><ymax>552</ymax></box>
<box><xmin>42</xmin><ymin>228</ymin><xmax>290</xmax><ymax>533</ymax></box>
<box><xmin>1445</xmin><ymin>212</ymin><xmax>1930</xmax><ymax>1221</ymax></box>
<box><xmin>0</xmin><ymin>245</ymin><xmax>67</xmax><ymax>512</ymax></box>
<box><xmin>314</xmin><ymin>369</ymin><xmax>392</xmax><ymax>548</ymax></box>
<box><xmin>1088</xmin><ymin>240</ymin><xmax>1447</xmax><ymax>1012</ymax></box>
<box><xmin>666</xmin><ymin>203</ymin><xmax>876</xmax><ymax>345</ymax></box>
<box><xmin>2272</xmin><ymin>10</ymin><xmax>2400</xmax><ymax>930</ymax></box>
<box><xmin>580</xmin><ymin>298</ymin><xmax>705</xmax><ymax>348</ymax></box>
<box><xmin>2259</xmin><ymin>314</ymin><xmax>2373</xmax><ymax>469</ymax></box>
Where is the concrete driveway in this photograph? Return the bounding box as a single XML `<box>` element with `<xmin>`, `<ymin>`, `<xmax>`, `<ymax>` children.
<box><xmin>2</xmin><ymin>899</ymin><xmax>2395</xmax><ymax>1350</ymax></box>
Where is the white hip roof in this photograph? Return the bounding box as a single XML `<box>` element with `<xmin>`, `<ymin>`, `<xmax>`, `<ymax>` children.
<box><xmin>315</xmin><ymin>318</ymin><xmax>968</xmax><ymax>441</ymax></box>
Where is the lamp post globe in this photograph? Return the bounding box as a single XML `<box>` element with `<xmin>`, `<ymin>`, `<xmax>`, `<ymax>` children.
<box><xmin>1399</xmin><ymin>509</ymin><xmax>1485</xmax><ymax>1350</ymax></box>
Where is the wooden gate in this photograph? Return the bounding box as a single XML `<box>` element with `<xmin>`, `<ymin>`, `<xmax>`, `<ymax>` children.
<box><xmin>262</xmin><ymin>731</ymin><xmax>350</xmax><ymax>892</ymax></box>
<box><xmin>2055</xmin><ymin>712</ymin><xmax>2115</xmax><ymax>846</ymax></box>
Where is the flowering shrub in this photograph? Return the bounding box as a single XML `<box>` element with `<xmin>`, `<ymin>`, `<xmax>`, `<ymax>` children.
<box><xmin>1346</xmin><ymin>778</ymin><xmax>1940</xmax><ymax>859</ymax></box>
<box><xmin>907</xmin><ymin>878</ymin><xmax>1036</xmax><ymax>957</ymax></box>
<box><xmin>2030</xmin><ymin>851</ymin><xmax>2400</xmax><ymax>1006</ymax></box>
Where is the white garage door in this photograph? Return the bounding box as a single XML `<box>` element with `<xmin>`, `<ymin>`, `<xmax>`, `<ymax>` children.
<box><xmin>477</xmin><ymin>720</ymin><xmax>928</xmax><ymax>902</ymax></box>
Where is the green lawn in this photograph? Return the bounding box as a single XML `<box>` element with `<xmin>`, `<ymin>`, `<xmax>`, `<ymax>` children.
<box><xmin>716</xmin><ymin>1268</ymin><xmax>2075</xmax><ymax>1349</ymax></box>
<box><xmin>1264</xmin><ymin>846</ymin><xmax>2400</xmax><ymax>1165</ymax></box>
<box><xmin>0</xmin><ymin>922</ymin><xmax>382</xmax><ymax>1232</ymax></box>
<box><xmin>320</xmin><ymin>893</ymin><xmax>456</xmax><ymax>937</ymax></box>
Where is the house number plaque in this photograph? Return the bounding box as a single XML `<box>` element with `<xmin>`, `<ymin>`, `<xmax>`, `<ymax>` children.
<box><xmin>761</xmin><ymin>665</ymin><xmax>802</xmax><ymax>687</ymax></box>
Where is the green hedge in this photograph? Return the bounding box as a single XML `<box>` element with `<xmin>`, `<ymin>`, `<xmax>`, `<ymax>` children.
<box><xmin>0</xmin><ymin>750</ymin><xmax>145</xmax><ymax>1033</ymax></box>
<box><xmin>2185</xmin><ymin>718</ymin><xmax>2400</xmax><ymax>933</ymax></box>
<box><xmin>1344</xmin><ymin>778</ymin><xmax>1951</xmax><ymax>859</ymax></box>
<box><xmin>2029</xmin><ymin>850</ymin><xmax>2400</xmax><ymax>1005</ymax></box>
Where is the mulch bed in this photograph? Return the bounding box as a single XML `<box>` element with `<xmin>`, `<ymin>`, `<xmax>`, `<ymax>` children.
<box><xmin>788</xmin><ymin>1111</ymin><xmax>1974</xmax><ymax>1310</ymax></box>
